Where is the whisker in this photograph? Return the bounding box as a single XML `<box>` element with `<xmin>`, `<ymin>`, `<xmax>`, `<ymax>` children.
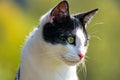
<box><xmin>89</xmin><ymin>22</ymin><xmax>104</xmax><ymax>30</ymax></box>
<box><xmin>90</xmin><ymin>35</ymin><xmax>102</xmax><ymax>40</ymax></box>
<box><xmin>77</xmin><ymin>60</ymin><xmax>87</xmax><ymax>80</ymax></box>
<box><xmin>84</xmin><ymin>55</ymin><xmax>89</xmax><ymax>59</ymax></box>
<box><xmin>89</xmin><ymin>31</ymin><xmax>99</xmax><ymax>35</ymax></box>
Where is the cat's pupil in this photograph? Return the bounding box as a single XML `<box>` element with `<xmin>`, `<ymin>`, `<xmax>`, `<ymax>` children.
<box><xmin>84</xmin><ymin>38</ymin><xmax>89</xmax><ymax>46</ymax></box>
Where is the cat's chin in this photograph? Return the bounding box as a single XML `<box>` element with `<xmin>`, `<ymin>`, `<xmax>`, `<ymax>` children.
<box><xmin>64</xmin><ymin>60</ymin><xmax>80</xmax><ymax>66</ymax></box>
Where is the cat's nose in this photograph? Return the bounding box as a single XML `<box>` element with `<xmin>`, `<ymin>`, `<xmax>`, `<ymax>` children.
<box><xmin>78</xmin><ymin>53</ymin><xmax>84</xmax><ymax>59</ymax></box>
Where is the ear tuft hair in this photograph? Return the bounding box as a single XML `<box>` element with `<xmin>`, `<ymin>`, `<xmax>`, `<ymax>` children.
<box><xmin>74</xmin><ymin>8</ymin><xmax>99</xmax><ymax>27</ymax></box>
<box><xmin>50</xmin><ymin>1</ymin><xmax>69</xmax><ymax>21</ymax></box>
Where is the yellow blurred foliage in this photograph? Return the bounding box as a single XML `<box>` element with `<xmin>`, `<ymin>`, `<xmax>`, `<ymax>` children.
<box><xmin>0</xmin><ymin>1</ymin><xmax>30</xmax><ymax>80</ymax></box>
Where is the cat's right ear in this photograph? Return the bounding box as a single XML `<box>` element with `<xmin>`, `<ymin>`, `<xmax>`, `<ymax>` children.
<box><xmin>50</xmin><ymin>1</ymin><xmax>69</xmax><ymax>21</ymax></box>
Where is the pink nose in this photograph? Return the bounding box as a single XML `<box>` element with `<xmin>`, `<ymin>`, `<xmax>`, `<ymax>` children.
<box><xmin>78</xmin><ymin>53</ymin><xmax>84</xmax><ymax>59</ymax></box>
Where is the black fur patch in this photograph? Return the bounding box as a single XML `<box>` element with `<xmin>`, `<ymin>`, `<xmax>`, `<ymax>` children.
<box><xmin>42</xmin><ymin>16</ymin><xmax>87</xmax><ymax>45</ymax></box>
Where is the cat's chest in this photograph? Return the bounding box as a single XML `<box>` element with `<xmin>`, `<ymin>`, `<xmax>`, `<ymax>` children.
<box><xmin>36</xmin><ymin>66</ymin><xmax>78</xmax><ymax>80</ymax></box>
<box><xmin>40</xmin><ymin>66</ymin><xmax>78</xmax><ymax>80</ymax></box>
<box><xmin>21</xmin><ymin>69</ymin><xmax>78</xmax><ymax>80</ymax></box>
<box><xmin>20</xmin><ymin>59</ymin><xmax>78</xmax><ymax>80</ymax></box>
<box><xmin>36</xmin><ymin>70</ymin><xmax>78</xmax><ymax>80</ymax></box>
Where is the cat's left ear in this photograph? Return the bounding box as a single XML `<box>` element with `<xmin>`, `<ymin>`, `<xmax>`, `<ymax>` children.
<box><xmin>74</xmin><ymin>8</ymin><xmax>99</xmax><ymax>27</ymax></box>
<box><xmin>50</xmin><ymin>1</ymin><xmax>70</xmax><ymax>21</ymax></box>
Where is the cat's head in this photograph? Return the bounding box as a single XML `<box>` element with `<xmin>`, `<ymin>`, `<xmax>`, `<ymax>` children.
<box><xmin>40</xmin><ymin>1</ymin><xmax>98</xmax><ymax>66</ymax></box>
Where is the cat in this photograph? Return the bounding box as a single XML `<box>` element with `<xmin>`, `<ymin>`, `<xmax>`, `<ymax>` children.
<box><xmin>15</xmin><ymin>1</ymin><xmax>98</xmax><ymax>80</ymax></box>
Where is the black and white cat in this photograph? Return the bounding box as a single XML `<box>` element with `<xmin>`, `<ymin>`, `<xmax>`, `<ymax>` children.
<box><xmin>16</xmin><ymin>1</ymin><xmax>98</xmax><ymax>80</ymax></box>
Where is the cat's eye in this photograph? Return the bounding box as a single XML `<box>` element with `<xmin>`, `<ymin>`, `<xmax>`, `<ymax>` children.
<box><xmin>67</xmin><ymin>36</ymin><xmax>74</xmax><ymax>44</ymax></box>
<box><xmin>84</xmin><ymin>41</ymin><xmax>87</xmax><ymax>46</ymax></box>
<box><xmin>84</xmin><ymin>39</ymin><xmax>89</xmax><ymax>46</ymax></box>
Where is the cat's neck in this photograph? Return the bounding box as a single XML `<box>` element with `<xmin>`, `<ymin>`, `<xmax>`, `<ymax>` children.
<box><xmin>20</xmin><ymin>27</ymin><xmax>78</xmax><ymax>80</ymax></box>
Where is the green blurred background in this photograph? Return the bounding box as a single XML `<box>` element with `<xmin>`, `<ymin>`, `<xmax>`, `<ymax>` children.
<box><xmin>0</xmin><ymin>0</ymin><xmax>120</xmax><ymax>80</ymax></box>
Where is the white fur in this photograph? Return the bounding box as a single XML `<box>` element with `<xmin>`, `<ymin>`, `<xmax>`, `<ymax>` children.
<box><xmin>20</xmin><ymin>11</ymin><xmax>88</xmax><ymax>80</ymax></box>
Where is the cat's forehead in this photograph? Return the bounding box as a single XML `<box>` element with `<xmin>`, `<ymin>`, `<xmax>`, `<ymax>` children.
<box><xmin>53</xmin><ymin>16</ymin><xmax>81</xmax><ymax>27</ymax></box>
<box><xmin>40</xmin><ymin>11</ymin><xmax>82</xmax><ymax>28</ymax></box>
<box><xmin>43</xmin><ymin>16</ymin><xmax>83</xmax><ymax>34</ymax></box>
<box><xmin>44</xmin><ymin>15</ymin><xmax>82</xmax><ymax>29</ymax></box>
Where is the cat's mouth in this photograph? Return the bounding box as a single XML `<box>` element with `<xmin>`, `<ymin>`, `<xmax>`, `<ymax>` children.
<box><xmin>61</xmin><ymin>56</ymin><xmax>81</xmax><ymax>65</ymax></box>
